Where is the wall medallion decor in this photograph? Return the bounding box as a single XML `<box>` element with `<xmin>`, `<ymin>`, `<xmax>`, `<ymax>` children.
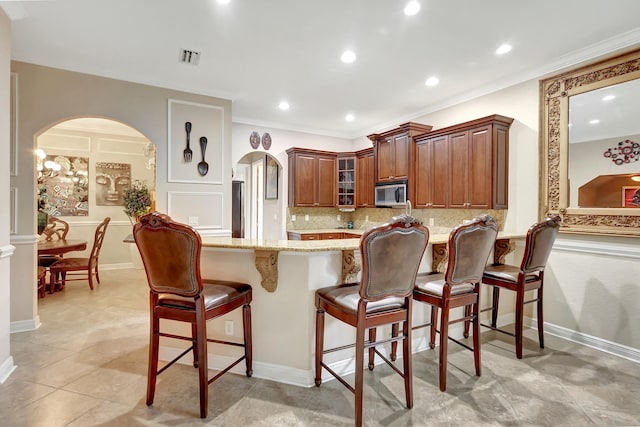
<box><xmin>261</xmin><ymin>132</ymin><xmax>272</xmax><ymax>150</ymax></box>
<box><xmin>603</xmin><ymin>139</ymin><xmax>639</xmax><ymax>165</ymax></box>
<box><xmin>250</xmin><ymin>131</ymin><xmax>260</xmax><ymax>149</ymax></box>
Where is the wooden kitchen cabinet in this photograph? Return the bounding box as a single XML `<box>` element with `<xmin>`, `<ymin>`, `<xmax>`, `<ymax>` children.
<box><xmin>414</xmin><ymin>134</ymin><xmax>448</xmax><ymax>208</ymax></box>
<box><xmin>356</xmin><ymin>147</ymin><xmax>374</xmax><ymax>207</ymax></box>
<box><xmin>368</xmin><ymin>122</ymin><xmax>432</xmax><ymax>184</ymax></box>
<box><xmin>287</xmin><ymin>231</ymin><xmax>361</xmax><ymax>240</ymax></box>
<box><xmin>287</xmin><ymin>148</ymin><xmax>337</xmax><ymax>207</ymax></box>
<box><xmin>413</xmin><ymin>114</ymin><xmax>513</xmax><ymax>209</ymax></box>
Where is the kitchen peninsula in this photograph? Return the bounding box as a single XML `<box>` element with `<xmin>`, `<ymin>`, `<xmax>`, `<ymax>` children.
<box><xmin>196</xmin><ymin>231</ymin><xmax>521</xmax><ymax>387</ymax></box>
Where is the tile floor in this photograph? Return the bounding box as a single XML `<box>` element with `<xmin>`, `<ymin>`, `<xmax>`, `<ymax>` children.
<box><xmin>1</xmin><ymin>269</ymin><xmax>639</xmax><ymax>426</ymax></box>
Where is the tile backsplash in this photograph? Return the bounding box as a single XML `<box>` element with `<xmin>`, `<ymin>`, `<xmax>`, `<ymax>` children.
<box><xmin>287</xmin><ymin>207</ymin><xmax>505</xmax><ymax>231</ymax></box>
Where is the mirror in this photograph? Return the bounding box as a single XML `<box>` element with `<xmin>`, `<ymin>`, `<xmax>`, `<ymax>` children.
<box><xmin>540</xmin><ymin>48</ymin><xmax>640</xmax><ymax>236</ymax></box>
<box><xmin>569</xmin><ymin>79</ymin><xmax>640</xmax><ymax>208</ymax></box>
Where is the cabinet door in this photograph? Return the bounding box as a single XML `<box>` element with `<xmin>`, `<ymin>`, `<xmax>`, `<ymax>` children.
<box><xmin>317</xmin><ymin>155</ymin><xmax>336</xmax><ymax>206</ymax></box>
<box><xmin>356</xmin><ymin>154</ymin><xmax>374</xmax><ymax>207</ymax></box>
<box><xmin>414</xmin><ymin>140</ymin><xmax>430</xmax><ymax>207</ymax></box>
<box><xmin>293</xmin><ymin>153</ymin><xmax>317</xmax><ymax>207</ymax></box>
<box><xmin>448</xmin><ymin>131</ymin><xmax>469</xmax><ymax>208</ymax></box>
<box><xmin>468</xmin><ymin>125</ymin><xmax>492</xmax><ymax>209</ymax></box>
<box><xmin>430</xmin><ymin>135</ymin><xmax>449</xmax><ymax>208</ymax></box>
<box><xmin>376</xmin><ymin>137</ymin><xmax>394</xmax><ymax>182</ymax></box>
<box><xmin>392</xmin><ymin>134</ymin><xmax>410</xmax><ymax>180</ymax></box>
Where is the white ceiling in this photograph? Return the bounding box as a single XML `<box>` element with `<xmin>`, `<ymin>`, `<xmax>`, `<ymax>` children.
<box><xmin>5</xmin><ymin>0</ymin><xmax>640</xmax><ymax>139</ymax></box>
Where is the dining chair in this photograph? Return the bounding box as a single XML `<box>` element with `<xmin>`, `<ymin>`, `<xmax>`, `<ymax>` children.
<box><xmin>314</xmin><ymin>214</ymin><xmax>429</xmax><ymax>427</ymax></box>
<box><xmin>480</xmin><ymin>214</ymin><xmax>561</xmax><ymax>359</ymax></box>
<box><xmin>411</xmin><ymin>215</ymin><xmax>497</xmax><ymax>391</ymax></box>
<box><xmin>49</xmin><ymin>217</ymin><xmax>110</xmax><ymax>291</ymax></box>
<box><xmin>133</xmin><ymin>212</ymin><xmax>253</xmax><ymax>418</ymax></box>
<box><xmin>38</xmin><ymin>217</ymin><xmax>71</xmax><ymax>271</ymax></box>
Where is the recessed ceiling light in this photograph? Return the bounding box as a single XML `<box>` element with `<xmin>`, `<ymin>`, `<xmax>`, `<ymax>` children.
<box><xmin>602</xmin><ymin>95</ymin><xmax>615</xmax><ymax>101</ymax></box>
<box><xmin>631</xmin><ymin>176</ymin><xmax>640</xmax><ymax>182</ymax></box>
<box><xmin>424</xmin><ymin>76</ymin><xmax>439</xmax><ymax>87</ymax></box>
<box><xmin>589</xmin><ymin>119</ymin><xmax>600</xmax><ymax>125</ymax></box>
<box><xmin>345</xmin><ymin>114</ymin><xmax>355</xmax><ymax>122</ymax></box>
<box><xmin>404</xmin><ymin>1</ymin><xmax>421</xmax><ymax>16</ymax></box>
<box><xmin>495</xmin><ymin>44</ymin><xmax>512</xmax><ymax>55</ymax></box>
<box><xmin>216</xmin><ymin>0</ymin><xmax>230</xmax><ymax>4</ymax></box>
<box><xmin>279</xmin><ymin>101</ymin><xmax>290</xmax><ymax>111</ymax></box>
<box><xmin>341</xmin><ymin>50</ymin><xmax>356</xmax><ymax>64</ymax></box>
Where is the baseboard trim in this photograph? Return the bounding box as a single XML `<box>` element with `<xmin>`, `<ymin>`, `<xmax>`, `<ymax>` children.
<box><xmin>10</xmin><ymin>316</ymin><xmax>41</xmax><ymax>333</ymax></box>
<box><xmin>0</xmin><ymin>356</ymin><xmax>16</xmax><ymax>384</ymax></box>
<box><xmin>530</xmin><ymin>319</ymin><xmax>640</xmax><ymax>363</ymax></box>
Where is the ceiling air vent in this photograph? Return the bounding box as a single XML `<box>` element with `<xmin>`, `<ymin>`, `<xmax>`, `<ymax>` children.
<box><xmin>179</xmin><ymin>48</ymin><xmax>201</xmax><ymax>66</ymax></box>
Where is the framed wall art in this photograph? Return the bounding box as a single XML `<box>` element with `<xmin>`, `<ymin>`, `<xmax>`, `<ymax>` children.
<box><xmin>265</xmin><ymin>155</ymin><xmax>278</xmax><ymax>200</ymax></box>
<box><xmin>622</xmin><ymin>186</ymin><xmax>640</xmax><ymax>208</ymax></box>
<box><xmin>168</xmin><ymin>99</ymin><xmax>224</xmax><ymax>184</ymax></box>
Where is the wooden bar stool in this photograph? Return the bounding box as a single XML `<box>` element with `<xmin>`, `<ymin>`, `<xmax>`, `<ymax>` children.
<box><xmin>314</xmin><ymin>214</ymin><xmax>429</xmax><ymax>427</ymax></box>
<box><xmin>481</xmin><ymin>214</ymin><xmax>561</xmax><ymax>358</ymax></box>
<box><xmin>133</xmin><ymin>212</ymin><xmax>253</xmax><ymax>418</ymax></box>
<box><xmin>412</xmin><ymin>215</ymin><xmax>498</xmax><ymax>391</ymax></box>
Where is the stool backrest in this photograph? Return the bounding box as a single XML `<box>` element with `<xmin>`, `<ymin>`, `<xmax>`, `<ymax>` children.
<box><xmin>134</xmin><ymin>212</ymin><xmax>202</xmax><ymax>297</ymax></box>
<box><xmin>89</xmin><ymin>217</ymin><xmax>111</xmax><ymax>266</ymax></box>
<box><xmin>359</xmin><ymin>214</ymin><xmax>429</xmax><ymax>300</ymax></box>
<box><xmin>446</xmin><ymin>215</ymin><xmax>498</xmax><ymax>286</ymax></box>
<box><xmin>521</xmin><ymin>214</ymin><xmax>561</xmax><ymax>274</ymax></box>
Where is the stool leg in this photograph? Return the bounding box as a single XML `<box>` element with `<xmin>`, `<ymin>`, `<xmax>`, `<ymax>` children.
<box><xmin>390</xmin><ymin>323</ymin><xmax>399</xmax><ymax>361</ymax></box>
<box><xmin>243</xmin><ymin>303</ymin><xmax>253</xmax><ymax>377</ymax></box>
<box><xmin>537</xmin><ymin>285</ymin><xmax>544</xmax><ymax>349</ymax></box>
<box><xmin>429</xmin><ymin>306</ymin><xmax>438</xmax><ymax>349</ymax></box>
<box><xmin>355</xmin><ymin>322</ymin><xmax>365</xmax><ymax>427</ymax></box>
<box><xmin>438</xmin><ymin>303</ymin><xmax>449</xmax><ymax>392</ymax></box>
<box><xmin>146</xmin><ymin>305</ymin><xmax>160</xmax><ymax>406</ymax></box>
<box><xmin>368</xmin><ymin>328</ymin><xmax>376</xmax><ymax>370</ymax></box>
<box><xmin>314</xmin><ymin>309</ymin><xmax>324</xmax><ymax>386</ymax></box>
<box><xmin>491</xmin><ymin>287</ymin><xmax>500</xmax><ymax>328</ymax></box>
<box><xmin>515</xmin><ymin>288</ymin><xmax>525</xmax><ymax>359</ymax></box>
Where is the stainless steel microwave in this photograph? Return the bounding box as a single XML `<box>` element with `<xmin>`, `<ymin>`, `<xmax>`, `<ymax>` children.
<box><xmin>374</xmin><ymin>181</ymin><xmax>407</xmax><ymax>207</ymax></box>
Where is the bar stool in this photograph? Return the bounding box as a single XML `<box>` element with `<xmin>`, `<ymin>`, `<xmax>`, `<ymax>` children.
<box><xmin>314</xmin><ymin>214</ymin><xmax>429</xmax><ymax>427</ymax></box>
<box><xmin>481</xmin><ymin>214</ymin><xmax>561</xmax><ymax>358</ymax></box>
<box><xmin>133</xmin><ymin>212</ymin><xmax>253</xmax><ymax>418</ymax></box>
<box><xmin>412</xmin><ymin>215</ymin><xmax>498</xmax><ymax>391</ymax></box>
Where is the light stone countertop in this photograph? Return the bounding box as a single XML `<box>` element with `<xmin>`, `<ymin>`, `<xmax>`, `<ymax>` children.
<box><xmin>286</xmin><ymin>228</ymin><xmax>364</xmax><ymax>235</ymax></box>
<box><xmin>201</xmin><ymin>231</ymin><xmax>524</xmax><ymax>253</ymax></box>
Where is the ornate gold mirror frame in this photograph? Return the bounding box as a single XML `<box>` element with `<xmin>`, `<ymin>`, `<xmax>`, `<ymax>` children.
<box><xmin>540</xmin><ymin>48</ymin><xmax>640</xmax><ymax>237</ymax></box>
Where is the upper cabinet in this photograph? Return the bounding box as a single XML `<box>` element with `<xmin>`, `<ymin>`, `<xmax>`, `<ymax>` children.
<box><xmin>414</xmin><ymin>114</ymin><xmax>513</xmax><ymax>209</ymax></box>
<box><xmin>356</xmin><ymin>147</ymin><xmax>375</xmax><ymax>208</ymax></box>
<box><xmin>368</xmin><ymin>122</ymin><xmax>433</xmax><ymax>184</ymax></box>
<box><xmin>287</xmin><ymin>148</ymin><xmax>337</xmax><ymax>207</ymax></box>
<box><xmin>414</xmin><ymin>134</ymin><xmax>448</xmax><ymax>208</ymax></box>
<box><xmin>337</xmin><ymin>154</ymin><xmax>356</xmax><ymax>208</ymax></box>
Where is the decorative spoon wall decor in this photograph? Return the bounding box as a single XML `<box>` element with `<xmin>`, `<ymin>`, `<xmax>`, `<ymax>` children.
<box><xmin>198</xmin><ymin>136</ymin><xmax>209</xmax><ymax>176</ymax></box>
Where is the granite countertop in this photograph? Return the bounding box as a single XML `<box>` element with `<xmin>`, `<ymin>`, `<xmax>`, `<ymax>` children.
<box><xmin>201</xmin><ymin>231</ymin><xmax>523</xmax><ymax>253</ymax></box>
<box><xmin>286</xmin><ymin>228</ymin><xmax>364</xmax><ymax>235</ymax></box>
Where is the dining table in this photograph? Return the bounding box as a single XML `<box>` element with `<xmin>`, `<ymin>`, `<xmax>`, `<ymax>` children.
<box><xmin>37</xmin><ymin>239</ymin><xmax>88</xmax><ymax>256</ymax></box>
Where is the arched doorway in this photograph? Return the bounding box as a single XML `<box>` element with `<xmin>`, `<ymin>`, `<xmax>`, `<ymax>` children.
<box><xmin>36</xmin><ymin>117</ymin><xmax>156</xmax><ymax>267</ymax></box>
<box><xmin>234</xmin><ymin>152</ymin><xmax>283</xmax><ymax>240</ymax></box>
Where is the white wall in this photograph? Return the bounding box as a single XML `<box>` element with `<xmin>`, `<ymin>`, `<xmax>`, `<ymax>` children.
<box><xmin>0</xmin><ymin>9</ymin><xmax>16</xmax><ymax>382</ymax></box>
<box><xmin>9</xmin><ymin>61</ymin><xmax>232</xmax><ymax>332</ymax></box>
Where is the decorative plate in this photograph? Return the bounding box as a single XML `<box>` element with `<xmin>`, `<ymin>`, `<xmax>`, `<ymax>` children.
<box><xmin>250</xmin><ymin>131</ymin><xmax>260</xmax><ymax>149</ymax></box>
<box><xmin>262</xmin><ymin>132</ymin><xmax>272</xmax><ymax>150</ymax></box>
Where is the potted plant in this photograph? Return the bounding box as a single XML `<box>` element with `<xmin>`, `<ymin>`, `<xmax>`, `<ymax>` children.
<box><xmin>123</xmin><ymin>180</ymin><xmax>152</xmax><ymax>224</ymax></box>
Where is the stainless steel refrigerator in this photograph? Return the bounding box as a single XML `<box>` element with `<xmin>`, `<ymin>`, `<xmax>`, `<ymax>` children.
<box><xmin>231</xmin><ymin>180</ymin><xmax>244</xmax><ymax>238</ymax></box>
